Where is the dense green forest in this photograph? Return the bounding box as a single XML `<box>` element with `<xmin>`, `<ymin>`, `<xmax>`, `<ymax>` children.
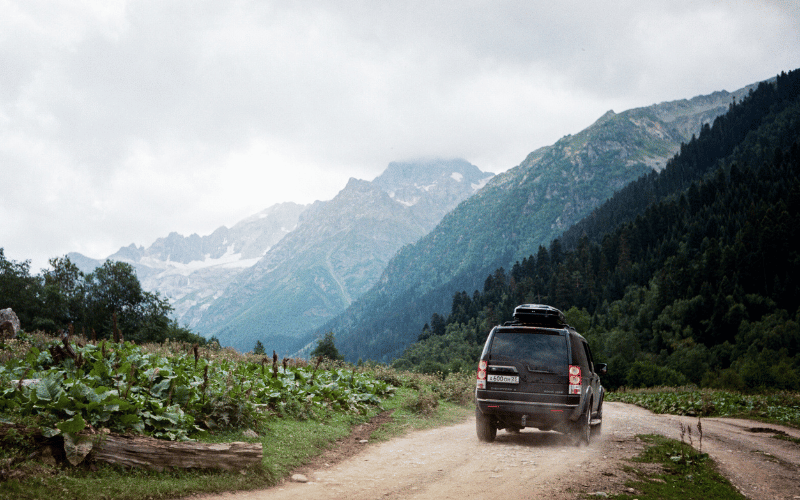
<box><xmin>319</xmin><ymin>84</ymin><xmax>737</xmax><ymax>364</ymax></box>
<box><xmin>393</xmin><ymin>70</ymin><xmax>800</xmax><ymax>391</ymax></box>
<box><xmin>0</xmin><ymin>253</ymin><xmax>206</xmax><ymax>345</ymax></box>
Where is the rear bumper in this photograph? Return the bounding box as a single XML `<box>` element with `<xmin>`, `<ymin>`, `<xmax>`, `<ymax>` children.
<box><xmin>476</xmin><ymin>396</ymin><xmax>581</xmax><ymax>428</ymax></box>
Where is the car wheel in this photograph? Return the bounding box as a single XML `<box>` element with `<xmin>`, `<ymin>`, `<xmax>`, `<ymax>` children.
<box><xmin>591</xmin><ymin>401</ymin><xmax>603</xmax><ymax>438</ymax></box>
<box><xmin>476</xmin><ymin>408</ymin><xmax>496</xmax><ymax>442</ymax></box>
<box><xmin>575</xmin><ymin>403</ymin><xmax>591</xmax><ymax>446</ymax></box>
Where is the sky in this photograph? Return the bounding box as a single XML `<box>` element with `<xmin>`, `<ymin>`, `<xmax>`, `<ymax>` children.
<box><xmin>2</xmin><ymin>1</ymin><xmax>799</xmax><ymax>272</ymax></box>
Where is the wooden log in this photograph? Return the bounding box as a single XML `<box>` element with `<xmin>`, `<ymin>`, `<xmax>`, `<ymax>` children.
<box><xmin>90</xmin><ymin>434</ymin><xmax>263</xmax><ymax>471</ymax></box>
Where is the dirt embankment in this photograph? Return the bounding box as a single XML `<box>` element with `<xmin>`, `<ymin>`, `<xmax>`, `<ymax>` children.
<box><xmin>195</xmin><ymin>402</ymin><xmax>800</xmax><ymax>500</ymax></box>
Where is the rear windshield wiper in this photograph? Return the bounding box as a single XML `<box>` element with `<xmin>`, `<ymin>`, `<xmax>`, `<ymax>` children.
<box><xmin>526</xmin><ymin>365</ymin><xmax>556</xmax><ymax>374</ymax></box>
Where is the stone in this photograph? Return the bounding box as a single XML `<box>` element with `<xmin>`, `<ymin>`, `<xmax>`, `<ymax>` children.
<box><xmin>291</xmin><ymin>473</ymin><xmax>309</xmax><ymax>483</ymax></box>
<box><xmin>0</xmin><ymin>308</ymin><xmax>21</xmax><ymax>338</ymax></box>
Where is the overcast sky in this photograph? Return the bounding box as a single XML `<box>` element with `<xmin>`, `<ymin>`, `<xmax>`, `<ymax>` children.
<box><xmin>2</xmin><ymin>1</ymin><xmax>799</xmax><ymax>272</ymax></box>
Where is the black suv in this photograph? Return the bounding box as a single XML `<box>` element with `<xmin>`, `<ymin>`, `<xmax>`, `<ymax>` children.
<box><xmin>475</xmin><ymin>304</ymin><xmax>606</xmax><ymax>445</ymax></box>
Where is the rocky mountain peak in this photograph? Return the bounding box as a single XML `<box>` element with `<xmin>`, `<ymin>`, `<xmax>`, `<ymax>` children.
<box><xmin>374</xmin><ymin>158</ymin><xmax>492</xmax><ymax>199</ymax></box>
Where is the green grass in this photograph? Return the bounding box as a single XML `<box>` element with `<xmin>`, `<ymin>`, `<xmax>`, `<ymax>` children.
<box><xmin>772</xmin><ymin>432</ymin><xmax>800</xmax><ymax>445</ymax></box>
<box><xmin>258</xmin><ymin>410</ymin><xmax>378</xmax><ymax>479</ymax></box>
<box><xmin>607</xmin><ymin>388</ymin><xmax>800</xmax><ymax>428</ymax></box>
<box><xmin>369</xmin><ymin>386</ymin><xmax>472</xmax><ymax>442</ymax></box>
<box><xmin>607</xmin><ymin>434</ymin><xmax>747</xmax><ymax>500</ymax></box>
<box><xmin>0</xmin><ymin>412</ymin><xmax>367</xmax><ymax>500</ymax></box>
<box><xmin>1</xmin><ymin>464</ymin><xmax>274</xmax><ymax>500</ymax></box>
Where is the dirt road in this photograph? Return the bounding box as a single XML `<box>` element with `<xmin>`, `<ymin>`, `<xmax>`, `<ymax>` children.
<box><xmin>197</xmin><ymin>402</ymin><xmax>800</xmax><ymax>500</ymax></box>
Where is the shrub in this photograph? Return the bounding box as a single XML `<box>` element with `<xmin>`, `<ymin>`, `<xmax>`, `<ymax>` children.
<box><xmin>403</xmin><ymin>389</ymin><xmax>439</xmax><ymax>416</ymax></box>
<box><xmin>626</xmin><ymin>361</ymin><xmax>689</xmax><ymax>388</ymax></box>
<box><xmin>432</xmin><ymin>372</ymin><xmax>475</xmax><ymax>405</ymax></box>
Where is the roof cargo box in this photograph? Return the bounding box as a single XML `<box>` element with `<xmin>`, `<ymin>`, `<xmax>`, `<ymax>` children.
<box><xmin>512</xmin><ymin>304</ymin><xmax>566</xmax><ymax>327</ymax></box>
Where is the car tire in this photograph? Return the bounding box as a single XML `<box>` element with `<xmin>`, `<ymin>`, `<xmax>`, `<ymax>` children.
<box><xmin>591</xmin><ymin>401</ymin><xmax>603</xmax><ymax>438</ymax></box>
<box><xmin>476</xmin><ymin>408</ymin><xmax>497</xmax><ymax>442</ymax></box>
<box><xmin>575</xmin><ymin>402</ymin><xmax>591</xmax><ymax>446</ymax></box>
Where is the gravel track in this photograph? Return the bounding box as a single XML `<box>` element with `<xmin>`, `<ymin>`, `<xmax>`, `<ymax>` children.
<box><xmin>194</xmin><ymin>402</ymin><xmax>800</xmax><ymax>500</ymax></box>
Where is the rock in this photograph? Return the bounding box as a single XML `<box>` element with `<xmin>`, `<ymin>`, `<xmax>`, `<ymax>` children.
<box><xmin>291</xmin><ymin>473</ymin><xmax>309</xmax><ymax>483</ymax></box>
<box><xmin>0</xmin><ymin>308</ymin><xmax>21</xmax><ymax>338</ymax></box>
<box><xmin>242</xmin><ymin>429</ymin><xmax>259</xmax><ymax>439</ymax></box>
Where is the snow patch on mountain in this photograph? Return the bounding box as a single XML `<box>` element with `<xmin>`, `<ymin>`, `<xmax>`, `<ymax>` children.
<box><xmin>144</xmin><ymin>248</ymin><xmax>263</xmax><ymax>277</ymax></box>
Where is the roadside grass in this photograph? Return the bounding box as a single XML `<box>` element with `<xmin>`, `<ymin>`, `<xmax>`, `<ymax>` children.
<box><xmin>370</xmin><ymin>385</ymin><xmax>472</xmax><ymax>442</ymax></box>
<box><xmin>0</xmin><ymin>407</ymin><xmax>375</xmax><ymax>500</ymax></box>
<box><xmin>1</xmin><ymin>462</ymin><xmax>276</xmax><ymax>500</ymax></box>
<box><xmin>0</xmin><ymin>352</ymin><xmax>474</xmax><ymax>500</ymax></box>
<box><xmin>773</xmin><ymin>433</ymin><xmax>800</xmax><ymax>445</ymax></box>
<box><xmin>604</xmin><ymin>434</ymin><xmax>747</xmax><ymax>500</ymax></box>
<box><xmin>607</xmin><ymin>387</ymin><xmax>800</xmax><ymax>428</ymax></box>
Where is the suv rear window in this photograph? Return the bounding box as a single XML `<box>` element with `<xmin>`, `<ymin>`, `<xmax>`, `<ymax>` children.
<box><xmin>488</xmin><ymin>329</ymin><xmax>568</xmax><ymax>374</ymax></box>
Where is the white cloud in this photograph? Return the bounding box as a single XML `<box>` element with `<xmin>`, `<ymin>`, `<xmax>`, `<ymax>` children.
<box><xmin>1</xmin><ymin>0</ymin><xmax>798</xmax><ymax>271</ymax></box>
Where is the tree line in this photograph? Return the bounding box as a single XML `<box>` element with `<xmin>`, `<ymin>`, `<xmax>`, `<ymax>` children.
<box><xmin>0</xmin><ymin>252</ymin><xmax>206</xmax><ymax>345</ymax></box>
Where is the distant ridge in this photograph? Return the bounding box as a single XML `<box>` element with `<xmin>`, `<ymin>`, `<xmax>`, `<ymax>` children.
<box><xmin>201</xmin><ymin>158</ymin><xmax>493</xmax><ymax>352</ymax></box>
<box><xmin>69</xmin><ymin>159</ymin><xmax>493</xmax><ymax>354</ymax></box>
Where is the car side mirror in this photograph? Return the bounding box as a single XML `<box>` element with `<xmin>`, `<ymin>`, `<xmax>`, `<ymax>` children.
<box><xmin>595</xmin><ymin>363</ymin><xmax>607</xmax><ymax>376</ymax></box>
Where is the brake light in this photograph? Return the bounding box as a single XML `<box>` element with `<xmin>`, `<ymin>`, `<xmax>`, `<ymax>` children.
<box><xmin>476</xmin><ymin>360</ymin><xmax>487</xmax><ymax>389</ymax></box>
<box><xmin>569</xmin><ymin>365</ymin><xmax>581</xmax><ymax>394</ymax></box>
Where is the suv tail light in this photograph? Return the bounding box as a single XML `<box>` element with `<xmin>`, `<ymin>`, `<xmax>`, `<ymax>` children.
<box><xmin>476</xmin><ymin>360</ymin><xmax>487</xmax><ymax>389</ymax></box>
<box><xmin>569</xmin><ymin>365</ymin><xmax>582</xmax><ymax>394</ymax></box>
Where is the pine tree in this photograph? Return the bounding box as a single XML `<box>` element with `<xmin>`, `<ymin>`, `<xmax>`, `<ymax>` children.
<box><xmin>253</xmin><ymin>340</ymin><xmax>265</xmax><ymax>355</ymax></box>
<box><xmin>311</xmin><ymin>332</ymin><xmax>344</xmax><ymax>361</ymax></box>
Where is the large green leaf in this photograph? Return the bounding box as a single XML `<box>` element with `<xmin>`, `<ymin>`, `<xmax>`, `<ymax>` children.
<box><xmin>56</xmin><ymin>413</ymin><xmax>86</xmax><ymax>434</ymax></box>
<box><xmin>35</xmin><ymin>375</ymin><xmax>63</xmax><ymax>402</ymax></box>
<box><xmin>63</xmin><ymin>433</ymin><xmax>94</xmax><ymax>466</ymax></box>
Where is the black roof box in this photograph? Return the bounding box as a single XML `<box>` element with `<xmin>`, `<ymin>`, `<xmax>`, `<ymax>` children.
<box><xmin>512</xmin><ymin>304</ymin><xmax>566</xmax><ymax>327</ymax></box>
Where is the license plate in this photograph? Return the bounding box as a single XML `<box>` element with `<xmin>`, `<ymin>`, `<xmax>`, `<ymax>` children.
<box><xmin>487</xmin><ymin>374</ymin><xmax>519</xmax><ymax>384</ymax></box>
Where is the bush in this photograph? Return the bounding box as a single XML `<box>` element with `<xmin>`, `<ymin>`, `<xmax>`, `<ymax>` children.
<box><xmin>626</xmin><ymin>361</ymin><xmax>689</xmax><ymax>388</ymax></box>
<box><xmin>702</xmin><ymin>368</ymin><xmax>746</xmax><ymax>392</ymax></box>
<box><xmin>432</xmin><ymin>372</ymin><xmax>475</xmax><ymax>406</ymax></box>
<box><xmin>736</xmin><ymin>349</ymin><xmax>800</xmax><ymax>391</ymax></box>
<box><xmin>403</xmin><ymin>389</ymin><xmax>439</xmax><ymax>416</ymax></box>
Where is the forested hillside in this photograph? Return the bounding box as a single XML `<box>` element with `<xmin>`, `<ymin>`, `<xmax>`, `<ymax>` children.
<box><xmin>317</xmin><ymin>85</ymin><xmax>754</xmax><ymax>363</ymax></box>
<box><xmin>393</xmin><ymin>69</ymin><xmax>800</xmax><ymax>391</ymax></box>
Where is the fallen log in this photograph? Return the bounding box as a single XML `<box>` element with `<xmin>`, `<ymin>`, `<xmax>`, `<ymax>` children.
<box><xmin>90</xmin><ymin>434</ymin><xmax>263</xmax><ymax>471</ymax></box>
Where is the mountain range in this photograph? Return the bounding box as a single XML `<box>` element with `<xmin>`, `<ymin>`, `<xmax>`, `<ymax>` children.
<box><xmin>71</xmin><ymin>80</ymin><xmax>761</xmax><ymax>360</ymax></box>
<box><xmin>71</xmin><ymin>159</ymin><xmax>493</xmax><ymax>352</ymax></box>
